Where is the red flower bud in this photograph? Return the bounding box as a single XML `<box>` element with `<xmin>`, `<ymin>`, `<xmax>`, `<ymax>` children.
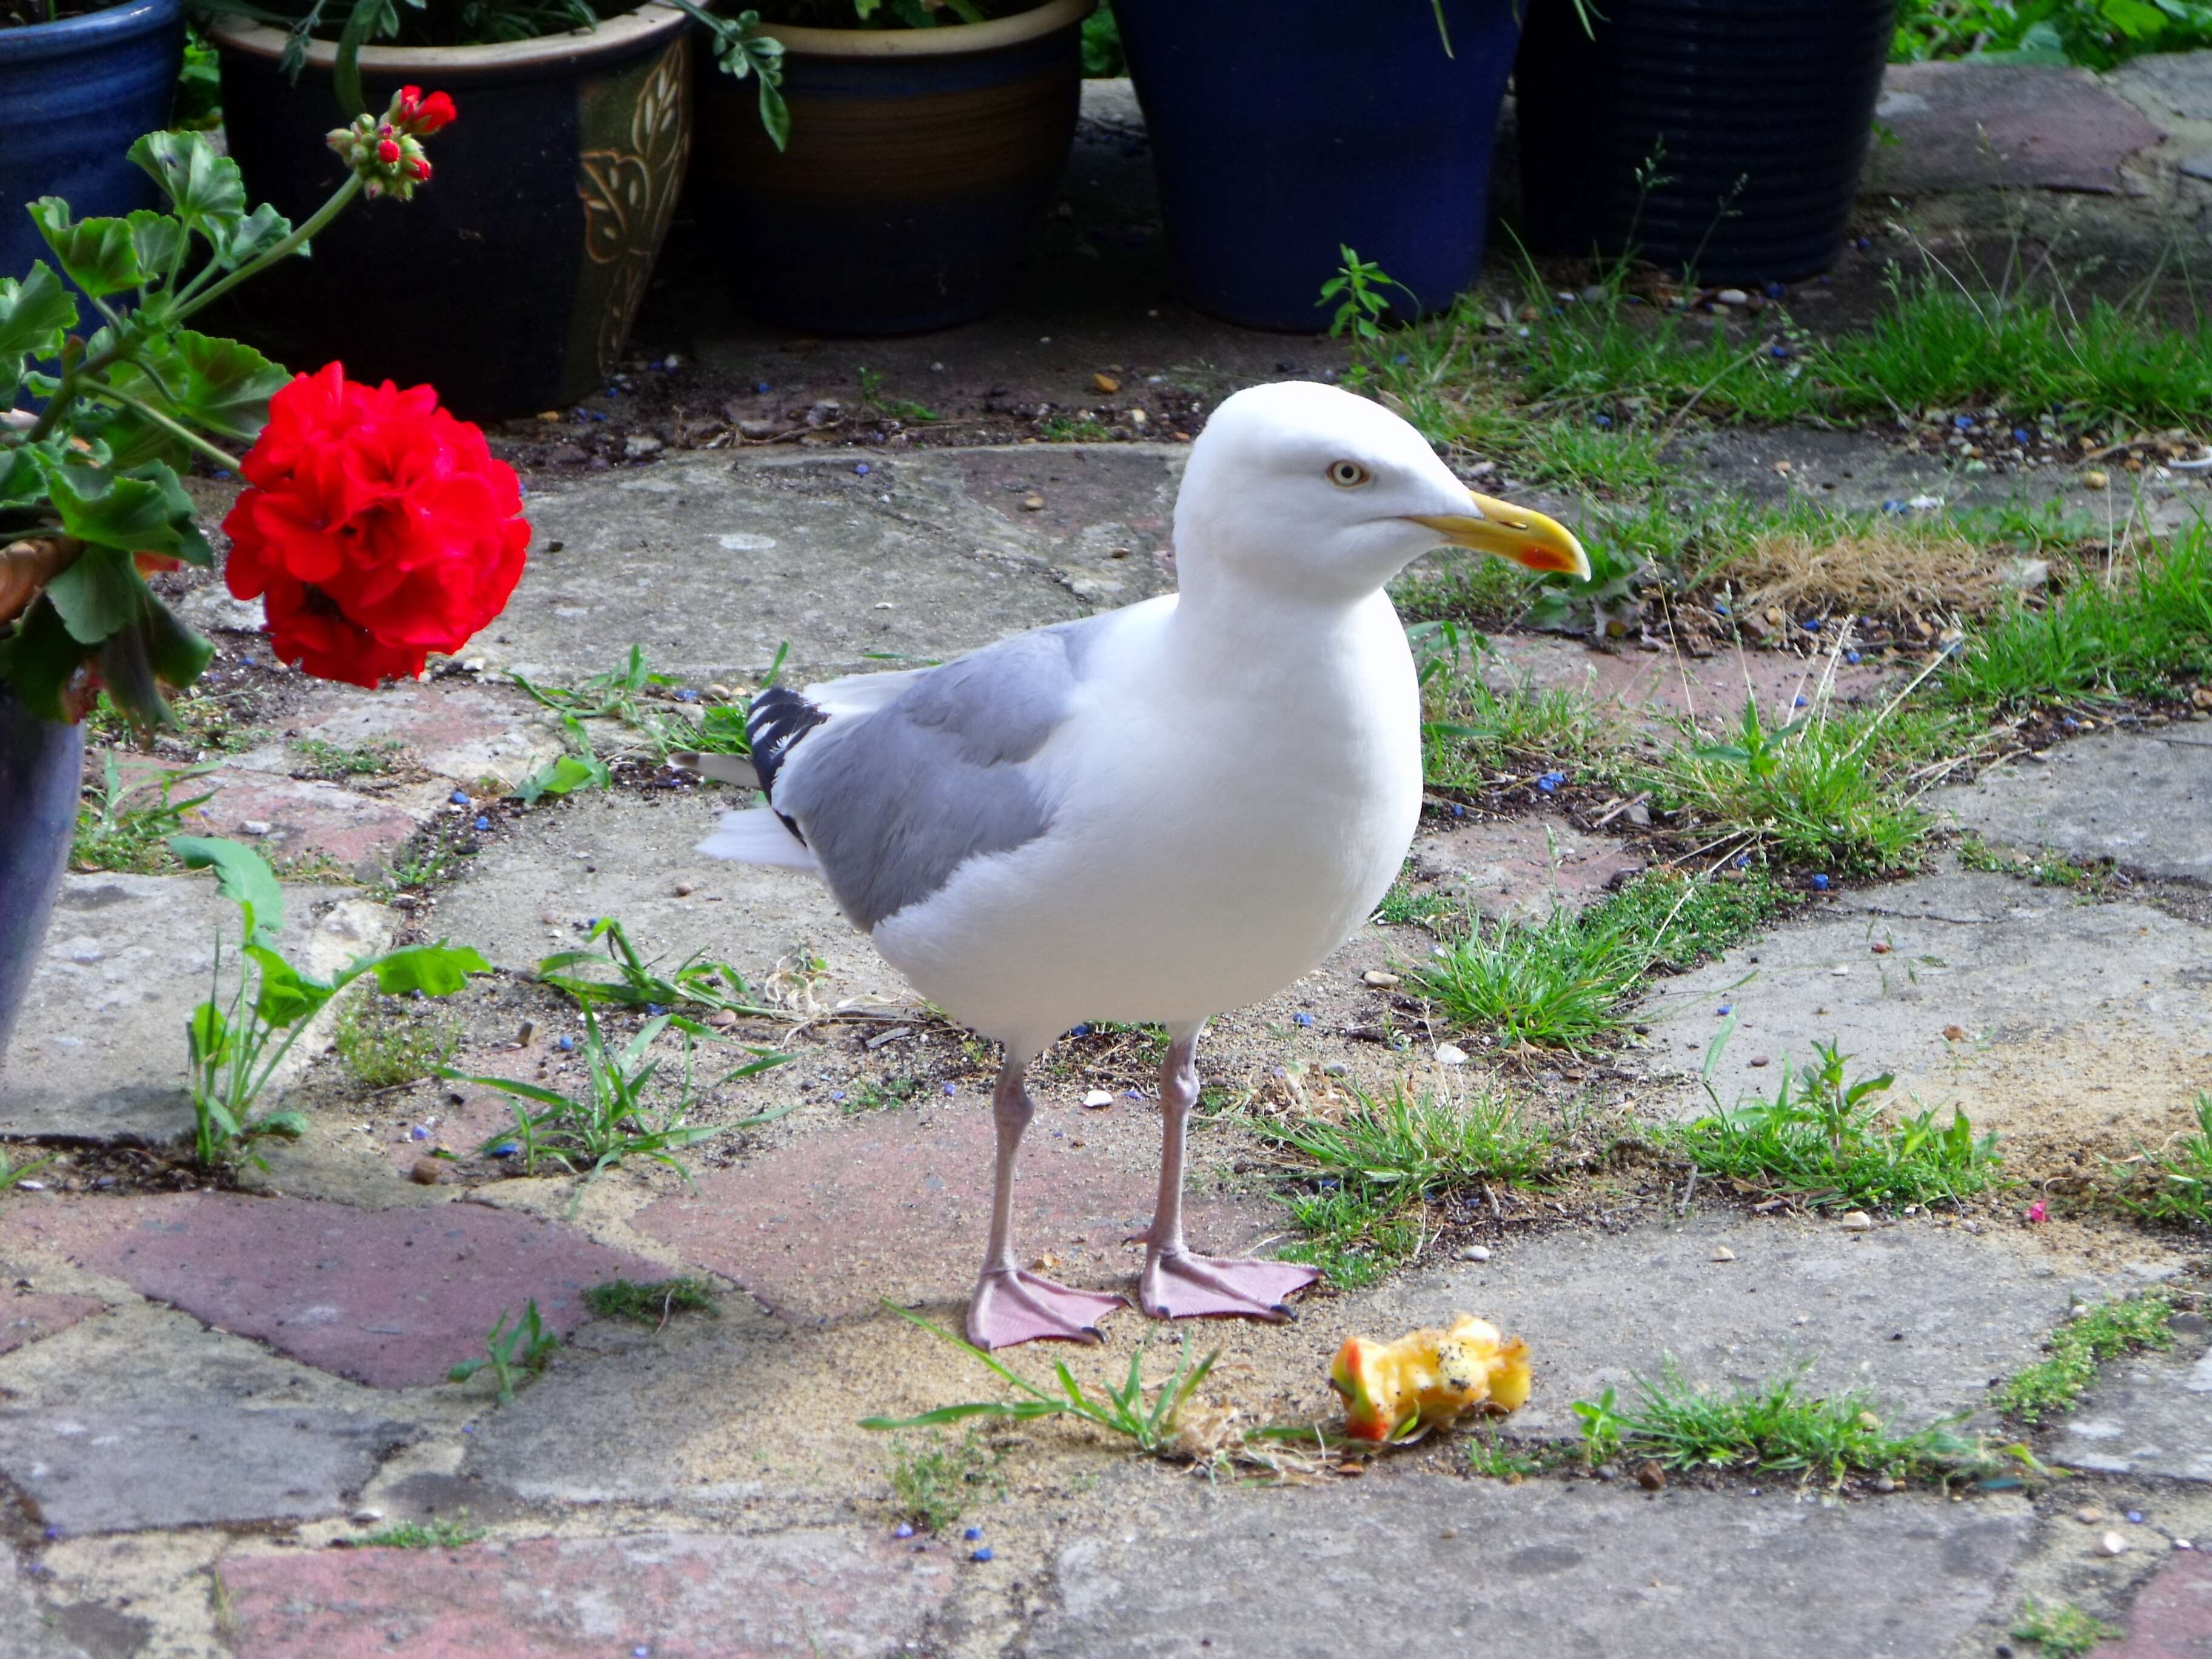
<box><xmin>377</xmin><ymin>138</ymin><xmax>401</xmax><ymax>166</ymax></box>
<box><xmin>406</xmin><ymin>156</ymin><xmax>432</xmax><ymax>181</ymax></box>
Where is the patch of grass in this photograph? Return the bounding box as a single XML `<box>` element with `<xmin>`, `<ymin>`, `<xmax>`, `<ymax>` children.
<box><xmin>1372</xmin><ymin>865</ymin><xmax>1461</xmax><ymax>930</ymax></box>
<box><xmin>1</xmin><ymin>1146</ymin><xmax>56</xmax><ymax>1195</ymax></box>
<box><xmin>1955</xmin><ymin>833</ymin><xmax>2107</xmax><ymax>890</ymax></box>
<box><xmin>1574</xmin><ymin>1363</ymin><xmax>1994</xmax><ymax>1484</ymax></box>
<box><xmin>72</xmin><ymin>749</ymin><xmax>217</xmax><ymax>873</ymax></box>
<box><xmin>856</xmin><ymin>366</ymin><xmax>938</xmax><ymax>425</ymax></box>
<box><xmin>352</xmin><ymin>1515</ymin><xmax>486</xmax><ymax>1550</ymax></box>
<box><xmin>862</xmin><ymin>1302</ymin><xmax>1222</xmax><ymax>1458</ymax></box>
<box><xmin>1038</xmin><ymin>414</ymin><xmax>1115</xmax><ymax>442</ymax></box>
<box><xmin>1661</xmin><ymin>1037</ymin><xmax>2002</xmax><ymax>1210</ymax></box>
<box><xmin>2117</xmin><ymin>1094</ymin><xmax>2212</xmax><ymax>1230</ymax></box>
<box><xmin>448</xmin><ymin>1005</ymin><xmax>790</xmax><ymax>1184</ymax></box>
<box><xmin>1822</xmin><ymin>269</ymin><xmax>2212</xmax><ymax>429</ymax></box>
<box><xmin>1261</xmin><ymin>1088</ymin><xmax>1551</xmax><ymax>1289</ymax></box>
<box><xmin>333</xmin><ymin>992</ymin><xmax>460</xmax><ymax>1089</ymax></box>
<box><xmin>1415</xmin><ymin>868</ymin><xmax>1788</xmax><ymax>1050</ymax></box>
<box><xmin>1944</xmin><ymin>531</ymin><xmax>2212</xmax><ymax>708</ymax></box>
<box><xmin>290</xmin><ymin>737</ymin><xmax>404</xmax><ymax>779</ymax></box>
<box><xmin>82</xmin><ymin>689</ymin><xmax>256</xmax><ymax>754</ymax></box>
<box><xmin>446</xmin><ymin>1300</ymin><xmax>558</xmax><ymax>1404</ymax></box>
<box><xmin>1636</xmin><ymin>688</ymin><xmax>1959</xmax><ymax>877</ymax></box>
<box><xmin>511</xmin><ymin>643</ymin><xmax>780</xmax><ymax>766</ymax></box>
<box><xmin>1415</xmin><ymin>629</ymin><xmax>1615</xmax><ymax>787</ymax></box>
<box><xmin>848</xmin><ymin>1076</ymin><xmax>923</xmax><ymax>1114</ymax></box>
<box><xmin>1995</xmin><ymin>1292</ymin><xmax>2177</xmax><ymax>1423</ymax></box>
<box><xmin>373</xmin><ymin>818</ymin><xmax>479</xmax><ymax>896</ymax></box>
<box><xmin>1465</xmin><ymin>1430</ymin><xmax>1545</xmax><ymax>1480</ymax></box>
<box><xmin>883</xmin><ymin>1430</ymin><xmax>996</xmax><ymax>1533</ymax></box>
<box><xmin>535</xmin><ymin>916</ymin><xmax>778</xmax><ymax>1019</ymax></box>
<box><xmin>583</xmin><ymin>1276</ymin><xmax>718</xmax><ymax>1324</ymax></box>
<box><xmin>2009</xmin><ymin>1598</ymin><xmax>2125</xmax><ymax>1658</ymax></box>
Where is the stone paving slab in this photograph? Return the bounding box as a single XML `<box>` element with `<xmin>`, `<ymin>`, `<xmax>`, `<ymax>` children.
<box><xmin>1029</xmin><ymin>1464</ymin><xmax>2035</xmax><ymax>1659</ymax></box>
<box><xmin>0</xmin><ymin>1291</ymin><xmax>102</xmax><ymax>1358</ymax></box>
<box><xmin>632</xmin><ymin>1102</ymin><xmax>1282</xmax><ymax>1322</ymax></box>
<box><xmin>1405</xmin><ymin>813</ymin><xmax>1643</xmax><ymax>920</ymax></box>
<box><xmin>0</xmin><ymin>1555</ymin><xmax>90</xmax><ymax>1659</ymax></box>
<box><xmin>2102</xmin><ymin>1550</ymin><xmax>2212</xmax><ymax>1657</ymax></box>
<box><xmin>1941</xmin><ymin>726</ymin><xmax>2212</xmax><ymax>883</ymax></box>
<box><xmin>494</xmin><ymin>448</ymin><xmax>1155</xmax><ymax>685</ymax></box>
<box><xmin>220</xmin><ymin>1528</ymin><xmax>955</xmax><ymax>1657</ymax></box>
<box><xmin>2049</xmin><ymin>1337</ymin><xmax>2212</xmax><ymax>1484</ymax></box>
<box><xmin>0</xmin><ymin>878</ymin><xmax>395</xmax><ymax>1144</ymax></box>
<box><xmin>0</xmin><ymin>1192</ymin><xmax>662</xmax><ymax>1387</ymax></box>
<box><xmin>1362</xmin><ymin>1210</ymin><xmax>2125</xmax><ymax>1441</ymax></box>
<box><xmin>1630</xmin><ymin>869</ymin><xmax>2212</xmax><ymax>1161</ymax></box>
<box><xmin>1868</xmin><ymin>60</ymin><xmax>2166</xmax><ymax>195</ymax></box>
<box><xmin>0</xmin><ymin>1303</ymin><xmax>411</xmax><ymax>1534</ymax></box>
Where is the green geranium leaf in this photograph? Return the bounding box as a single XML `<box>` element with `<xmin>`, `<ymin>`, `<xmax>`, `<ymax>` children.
<box><xmin>127</xmin><ymin>132</ymin><xmax>246</xmax><ymax>244</ymax></box>
<box><xmin>29</xmin><ymin>201</ymin><xmax>146</xmax><ymax>299</ymax></box>
<box><xmin>166</xmin><ymin>330</ymin><xmax>289</xmax><ymax>440</ymax></box>
<box><xmin>367</xmin><ymin>942</ymin><xmax>494</xmax><ymax>997</ymax></box>
<box><xmin>93</xmin><ymin>401</ymin><xmax>189</xmax><ymax>473</ymax></box>
<box><xmin>142</xmin><ymin>592</ymin><xmax>216</xmax><ymax>689</ymax></box>
<box><xmin>95</xmin><ymin>606</ymin><xmax>173</xmax><ymax>730</ymax></box>
<box><xmin>0</xmin><ymin>595</ymin><xmax>93</xmax><ymax>722</ymax></box>
<box><xmin>122</xmin><ymin>461</ymin><xmax>215</xmax><ymax>567</ymax></box>
<box><xmin>43</xmin><ymin>545</ymin><xmax>142</xmax><ymax>645</ymax></box>
<box><xmin>125</xmin><ymin>210</ymin><xmax>186</xmax><ymax>283</ymax></box>
<box><xmin>213</xmin><ymin>202</ymin><xmax>292</xmax><ymax>269</ymax></box>
<box><xmin>36</xmin><ymin>457</ymin><xmax>186</xmax><ymax>556</ymax></box>
<box><xmin>0</xmin><ymin>263</ymin><xmax>75</xmax><ymax>400</ymax></box>
<box><xmin>171</xmin><ymin>834</ymin><xmax>286</xmax><ymax>936</ymax></box>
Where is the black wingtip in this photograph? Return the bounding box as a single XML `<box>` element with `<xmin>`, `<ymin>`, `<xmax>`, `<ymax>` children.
<box><xmin>746</xmin><ymin>685</ymin><xmax>827</xmax><ymax>800</ymax></box>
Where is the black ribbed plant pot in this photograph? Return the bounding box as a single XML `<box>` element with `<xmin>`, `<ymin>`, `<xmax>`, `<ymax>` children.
<box><xmin>1515</xmin><ymin>0</ymin><xmax>1898</xmax><ymax>284</ymax></box>
<box><xmin>0</xmin><ymin>689</ymin><xmax>82</xmax><ymax>1069</ymax></box>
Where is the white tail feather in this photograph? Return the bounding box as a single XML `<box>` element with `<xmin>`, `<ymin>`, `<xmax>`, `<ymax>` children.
<box><xmin>671</xmin><ymin>750</ymin><xmax>760</xmax><ymax>789</ymax></box>
<box><xmin>695</xmin><ymin>805</ymin><xmax>822</xmax><ymax>876</ymax></box>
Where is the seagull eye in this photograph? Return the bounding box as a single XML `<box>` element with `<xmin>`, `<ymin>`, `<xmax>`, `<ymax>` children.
<box><xmin>1327</xmin><ymin>460</ymin><xmax>1370</xmax><ymax>488</ymax></box>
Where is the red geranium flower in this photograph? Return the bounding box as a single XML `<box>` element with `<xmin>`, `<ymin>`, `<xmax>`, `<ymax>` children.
<box><xmin>222</xmin><ymin>363</ymin><xmax>529</xmax><ymax>688</ymax></box>
<box><xmin>394</xmin><ymin>85</ymin><xmax>457</xmax><ymax>136</ymax></box>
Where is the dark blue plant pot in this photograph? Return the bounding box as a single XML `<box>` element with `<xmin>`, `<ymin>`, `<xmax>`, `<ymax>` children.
<box><xmin>697</xmin><ymin>0</ymin><xmax>1090</xmax><ymax>336</ymax></box>
<box><xmin>1111</xmin><ymin>0</ymin><xmax>1521</xmax><ymax>332</ymax></box>
<box><xmin>0</xmin><ymin>689</ymin><xmax>82</xmax><ymax>1069</ymax></box>
<box><xmin>0</xmin><ymin>0</ymin><xmax>183</xmax><ymax>292</ymax></box>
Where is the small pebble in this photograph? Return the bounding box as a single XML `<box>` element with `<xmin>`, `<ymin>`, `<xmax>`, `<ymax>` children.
<box><xmin>1838</xmin><ymin>1210</ymin><xmax>1874</xmax><ymax>1232</ymax></box>
<box><xmin>2084</xmin><ymin>469</ymin><xmax>2110</xmax><ymax>490</ymax></box>
<box><xmin>489</xmin><ymin>1141</ymin><xmax>518</xmax><ymax>1158</ymax></box>
<box><xmin>2100</xmin><ymin>1530</ymin><xmax>2129</xmax><ymax>1557</ymax></box>
<box><xmin>1456</xmin><ymin>1244</ymin><xmax>1492</xmax><ymax>1262</ymax></box>
<box><xmin>1635</xmin><ymin>1461</ymin><xmax>1666</xmax><ymax>1491</ymax></box>
<box><xmin>1712</xmin><ymin>1247</ymin><xmax>1737</xmax><ymax>1262</ymax></box>
<box><xmin>1716</xmin><ymin>1003</ymin><xmax>1732</xmax><ymax>1016</ymax></box>
<box><xmin>855</xmin><ymin>462</ymin><xmax>871</xmax><ymax>476</ymax></box>
<box><xmin>411</xmin><ymin>1158</ymin><xmax>443</xmax><ymax>1186</ymax></box>
<box><xmin>675</xmin><ymin>882</ymin><xmax>695</xmax><ymax>897</ymax></box>
<box><xmin>971</xmin><ymin>1547</ymin><xmax>994</xmax><ymax>1563</ymax></box>
<box><xmin>2076</xmin><ymin>1506</ymin><xmax>2106</xmax><ymax>1525</ymax></box>
<box><xmin>1292</xmin><ymin>1011</ymin><xmax>1314</xmax><ymax>1028</ymax></box>
<box><xmin>1021</xmin><ymin>493</ymin><xmax>1045</xmax><ymax>511</ymax></box>
<box><xmin>944</xmin><ymin>1082</ymin><xmax>958</xmax><ymax>1096</ymax></box>
<box><xmin>1082</xmin><ymin>1090</ymin><xmax>1113</xmax><ymax>1109</ymax></box>
<box><xmin>894</xmin><ymin>1523</ymin><xmax>914</xmax><ymax>1538</ymax></box>
<box><xmin>556</xmin><ymin>1035</ymin><xmax>575</xmax><ymax>1051</ymax></box>
<box><xmin>1362</xmin><ymin>969</ymin><xmax>1400</xmax><ymax>988</ymax></box>
<box><xmin>449</xmin><ymin>790</ymin><xmax>470</xmax><ymax>806</ymax></box>
<box><xmin>474</xmin><ymin>816</ymin><xmax>489</xmax><ymax>832</ymax></box>
<box><xmin>1714</xmin><ymin>287</ymin><xmax>1749</xmax><ymax>306</ymax></box>
<box><xmin>1942</xmin><ymin>1025</ymin><xmax>1966</xmax><ymax>1042</ymax></box>
<box><xmin>2128</xmin><ymin>1510</ymin><xmax>2145</xmax><ymax>1524</ymax></box>
<box><xmin>1749</xmin><ymin>1054</ymin><xmax>1771</xmax><ymax>1068</ymax></box>
<box><xmin>409</xmin><ymin>1125</ymin><xmax>429</xmax><ymax>1142</ymax></box>
<box><xmin>1435</xmin><ymin>1042</ymin><xmax>1469</xmax><ymax>1066</ymax></box>
<box><xmin>1594</xmin><ymin>1463</ymin><xmax>1620</xmax><ymax>1481</ymax></box>
<box><xmin>964</xmin><ymin>1526</ymin><xmax>983</xmax><ymax>1540</ymax></box>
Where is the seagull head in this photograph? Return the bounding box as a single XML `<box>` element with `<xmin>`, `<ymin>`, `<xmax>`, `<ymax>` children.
<box><xmin>1176</xmin><ymin>381</ymin><xmax>1589</xmax><ymax>605</ymax></box>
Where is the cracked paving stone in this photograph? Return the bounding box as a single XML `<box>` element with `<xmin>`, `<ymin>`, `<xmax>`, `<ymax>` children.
<box><xmin>220</xmin><ymin>1528</ymin><xmax>954</xmax><ymax>1657</ymax></box>
<box><xmin>1941</xmin><ymin>726</ymin><xmax>2212</xmax><ymax>883</ymax></box>
<box><xmin>1029</xmin><ymin>1464</ymin><xmax>2034</xmax><ymax>1658</ymax></box>
<box><xmin>2048</xmin><ymin>1336</ymin><xmax>2212</xmax><ymax>1484</ymax></box>
<box><xmin>0</xmin><ymin>1192</ymin><xmax>661</xmax><ymax>1387</ymax></box>
<box><xmin>0</xmin><ymin>1292</ymin><xmax>103</xmax><ymax>1359</ymax></box>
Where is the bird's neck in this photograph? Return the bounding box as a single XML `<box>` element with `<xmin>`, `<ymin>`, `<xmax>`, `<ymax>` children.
<box><xmin>1164</xmin><ymin>583</ymin><xmax>1410</xmax><ymax>703</ymax></box>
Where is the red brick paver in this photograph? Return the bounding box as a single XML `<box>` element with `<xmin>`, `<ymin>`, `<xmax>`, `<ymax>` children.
<box><xmin>2101</xmin><ymin>1551</ymin><xmax>2212</xmax><ymax>1658</ymax></box>
<box><xmin>0</xmin><ymin>1193</ymin><xmax>659</xmax><ymax>1386</ymax></box>
<box><xmin>223</xmin><ymin>1529</ymin><xmax>954</xmax><ymax>1657</ymax></box>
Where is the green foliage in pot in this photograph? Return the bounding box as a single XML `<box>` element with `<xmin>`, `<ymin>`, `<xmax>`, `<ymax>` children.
<box><xmin>191</xmin><ymin>0</ymin><xmax>791</xmax><ymax>145</ymax></box>
<box><xmin>1894</xmin><ymin>0</ymin><xmax>2212</xmax><ymax>69</ymax></box>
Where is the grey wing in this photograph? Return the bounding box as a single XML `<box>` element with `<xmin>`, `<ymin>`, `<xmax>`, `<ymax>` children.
<box><xmin>772</xmin><ymin>618</ymin><xmax>1104</xmax><ymax>930</ymax></box>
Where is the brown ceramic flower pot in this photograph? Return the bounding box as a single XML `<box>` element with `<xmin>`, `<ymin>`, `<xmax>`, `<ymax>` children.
<box><xmin>695</xmin><ymin>0</ymin><xmax>1090</xmax><ymax>335</ymax></box>
<box><xmin>207</xmin><ymin>6</ymin><xmax>694</xmax><ymax>419</ymax></box>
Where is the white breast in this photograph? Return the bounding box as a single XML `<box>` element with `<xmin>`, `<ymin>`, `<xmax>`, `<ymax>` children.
<box><xmin>871</xmin><ymin>592</ymin><xmax>1421</xmax><ymax>1050</ymax></box>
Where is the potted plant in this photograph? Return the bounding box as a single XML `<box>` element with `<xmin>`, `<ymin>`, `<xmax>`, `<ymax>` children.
<box><xmin>1514</xmin><ymin>0</ymin><xmax>1899</xmax><ymax>284</ymax></box>
<box><xmin>189</xmin><ymin>0</ymin><xmax>788</xmax><ymax>418</ymax></box>
<box><xmin>1107</xmin><ymin>1</ymin><xmax>1525</xmax><ymax>332</ymax></box>
<box><xmin>694</xmin><ymin>0</ymin><xmax>1093</xmax><ymax>335</ymax></box>
<box><xmin>0</xmin><ymin>96</ymin><xmax>528</xmax><ymax>1063</ymax></box>
<box><xmin>1</xmin><ymin>0</ymin><xmax>186</xmax><ymax>284</ymax></box>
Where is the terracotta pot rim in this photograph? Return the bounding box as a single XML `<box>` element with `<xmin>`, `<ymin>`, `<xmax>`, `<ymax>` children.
<box><xmin>205</xmin><ymin>2</ymin><xmax>685</xmax><ymax>74</ymax></box>
<box><xmin>758</xmin><ymin>0</ymin><xmax>1091</xmax><ymax>58</ymax></box>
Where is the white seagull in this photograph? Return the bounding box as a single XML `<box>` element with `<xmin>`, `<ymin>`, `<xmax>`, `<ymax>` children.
<box><xmin>691</xmin><ymin>381</ymin><xmax>1587</xmax><ymax>1349</ymax></box>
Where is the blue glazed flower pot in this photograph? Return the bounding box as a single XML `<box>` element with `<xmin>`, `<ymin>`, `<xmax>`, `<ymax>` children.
<box><xmin>1111</xmin><ymin>0</ymin><xmax>1521</xmax><ymax>332</ymax></box>
<box><xmin>0</xmin><ymin>689</ymin><xmax>82</xmax><ymax>1068</ymax></box>
<box><xmin>0</xmin><ymin>0</ymin><xmax>184</xmax><ymax>289</ymax></box>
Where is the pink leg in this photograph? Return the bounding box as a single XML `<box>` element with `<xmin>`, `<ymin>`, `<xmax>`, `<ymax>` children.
<box><xmin>965</xmin><ymin>1058</ymin><xmax>1127</xmax><ymax>1350</ymax></box>
<box><xmin>1140</xmin><ymin>1027</ymin><xmax>1318</xmax><ymax>1321</ymax></box>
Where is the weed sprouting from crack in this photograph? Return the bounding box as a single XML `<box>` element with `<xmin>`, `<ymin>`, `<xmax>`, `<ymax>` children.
<box><xmin>447</xmin><ymin>1299</ymin><xmax>559</xmax><ymax>1404</ymax></box>
<box><xmin>1994</xmin><ymin>1292</ymin><xmax>2178</xmax><ymax>1424</ymax></box>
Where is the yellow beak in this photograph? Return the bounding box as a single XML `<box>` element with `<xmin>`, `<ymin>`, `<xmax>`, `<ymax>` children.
<box><xmin>1404</xmin><ymin>495</ymin><xmax>1590</xmax><ymax>579</ymax></box>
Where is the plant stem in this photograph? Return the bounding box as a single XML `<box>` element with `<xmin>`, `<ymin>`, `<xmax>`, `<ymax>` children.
<box><xmin>175</xmin><ymin>173</ymin><xmax>364</xmax><ymax>326</ymax></box>
<box><xmin>79</xmin><ymin>379</ymin><xmax>244</xmax><ymax>471</ymax></box>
